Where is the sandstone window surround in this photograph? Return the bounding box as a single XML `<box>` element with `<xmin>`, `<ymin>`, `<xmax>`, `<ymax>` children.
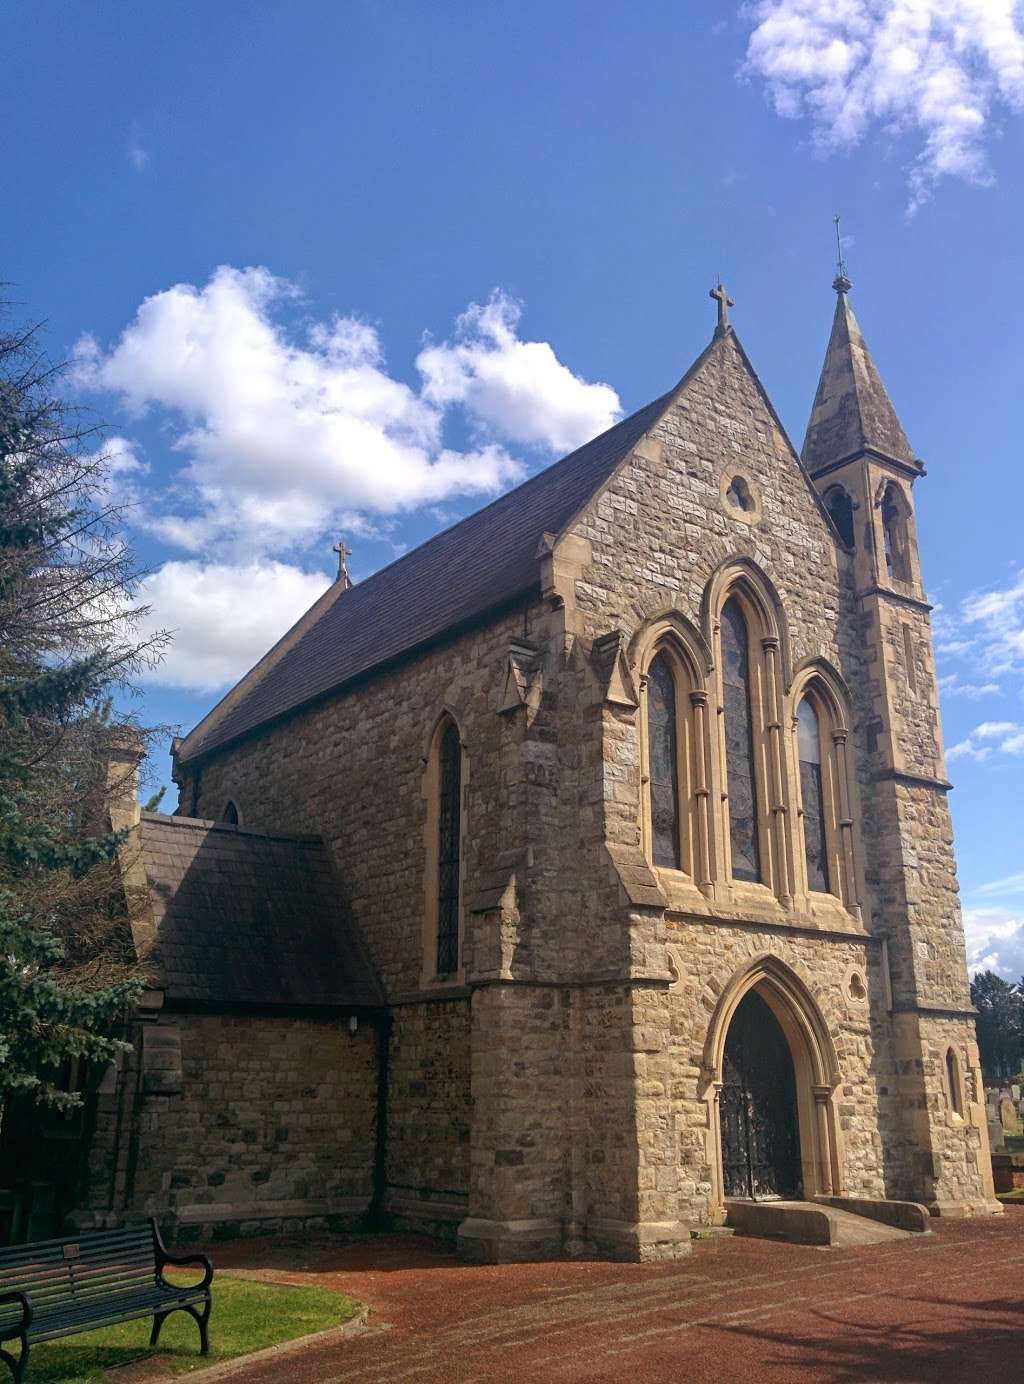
<box><xmin>788</xmin><ymin>664</ymin><xmax>864</xmax><ymax>922</ymax></box>
<box><xmin>945</xmin><ymin>1046</ymin><xmax>965</xmax><ymax>1120</ymax></box>
<box><xmin>635</xmin><ymin>617</ymin><xmax>716</xmax><ymax>897</ymax></box>
<box><xmin>708</xmin><ymin>569</ymin><xmax>795</xmax><ymax>909</ymax></box>
<box><xmin>420</xmin><ymin>712</ymin><xmax>467</xmax><ymax>987</ymax></box>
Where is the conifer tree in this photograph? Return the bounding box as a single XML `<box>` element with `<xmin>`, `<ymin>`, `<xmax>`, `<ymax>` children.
<box><xmin>0</xmin><ymin>310</ymin><xmax>165</xmax><ymax>1109</ymax></box>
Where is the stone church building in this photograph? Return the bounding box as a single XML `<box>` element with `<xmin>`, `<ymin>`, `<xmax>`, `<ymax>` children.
<box><xmin>75</xmin><ymin>274</ymin><xmax>999</xmax><ymax>1260</ymax></box>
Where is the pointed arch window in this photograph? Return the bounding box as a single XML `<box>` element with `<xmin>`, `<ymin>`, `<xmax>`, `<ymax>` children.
<box><xmin>823</xmin><ymin>484</ymin><xmax>855</xmax><ymax>549</ymax></box>
<box><xmin>647</xmin><ymin>652</ymin><xmax>681</xmax><ymax>870</ymax></box>
<box><xmin>222</xmin><ymin>800</ymin><xmax>240</xmax><ymax>826</ymax></box>
<box><xmin>436</xmin><ymin>720</ymin><xmax>462</xmax><ymax>975</ymax></box>
<box><xmin>882</xmin><ymin>483</ymin><xmax>911</xmax><ymax>582</ymax></box>
<box><xmin>721</xmin><ymin>598</ymin><xmax>761</xmax><ymax>884</ymax></box>
<box><xmin>797</xmin><ymin>698</ymin><xmax>830</xmax><ymax>894</ymax></box>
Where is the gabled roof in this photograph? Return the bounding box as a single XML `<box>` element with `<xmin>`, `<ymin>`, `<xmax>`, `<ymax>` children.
<box><xmin>133</xmin><ymin>812</ymin><xmax>382</xmax><ymax>1009</ymax></box>
<box><xmin>178</xmin><ymin>387</ymin><xmax>676</xmax><ymax>762</ymax></box>
<box><xmin>802</xmin><ymin>285</ymin><xmax>919</xmax><ymax>476</ymax></box>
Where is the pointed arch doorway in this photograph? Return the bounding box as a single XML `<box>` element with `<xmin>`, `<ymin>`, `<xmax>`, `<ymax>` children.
<box><xmin>721</xmin><ymin>990</ymin><xmax>802</xmax><ymax>1199</ymax></box>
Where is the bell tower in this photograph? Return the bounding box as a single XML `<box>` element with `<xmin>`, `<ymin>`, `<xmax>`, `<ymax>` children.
<box><xmin>803</xmin><ymin>262</ymin><xmax>999</xmax><ymax>1215</ymax></box>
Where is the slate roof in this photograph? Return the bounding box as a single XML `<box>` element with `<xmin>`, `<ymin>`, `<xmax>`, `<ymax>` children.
<box><xmin>802</xmin><ymin>287</ymin><xmax>917</xmax><ymax>476</ymax></box>
<box><xmin>134</xmin><ymin>812</ymin><xmax>382</xmax><ymax>1009</ymax></box>
<box><xmin>180</xmin><ymin>389</ymin><xmax>676</xmax><ymax>762</ymax></box>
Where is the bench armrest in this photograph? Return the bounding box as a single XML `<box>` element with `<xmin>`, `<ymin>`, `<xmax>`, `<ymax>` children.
<box><xmin>156</xmin><ymin>1250</ymin><xmax>214</xmax><ymax>1292</ymax></box>
<box><xmin>0</xmin><ymin>1291</ymin><xmax>32</xmax><ymax>1337</ymax></box>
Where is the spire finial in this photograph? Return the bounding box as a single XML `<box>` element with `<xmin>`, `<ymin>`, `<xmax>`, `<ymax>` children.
<box><xmin>833</xmin><ymin>215</ymin><xmax>852</xmax><ymax>295</ymax></box>
<box><xmin>710</xmin><ymin>280</ymin><xmax>735</xmax><ymax>335</ymax></box>
<box><xmin>332</xmin><ymin>537</ymin><xmax>353</xmax><ymax>590</ymax></box>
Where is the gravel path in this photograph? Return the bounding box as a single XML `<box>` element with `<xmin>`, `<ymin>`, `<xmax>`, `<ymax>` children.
<box><xmin>208</xmin><ymin>1207</ymin><xmax>1022</xmax><ymax>1382</ymax></box>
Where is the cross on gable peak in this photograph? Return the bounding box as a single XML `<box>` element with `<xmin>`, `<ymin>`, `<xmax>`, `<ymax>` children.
<box><xmin>710</xmin><ymin>281</ymin><xmax>735</xmax><ymax>335</ymax></box>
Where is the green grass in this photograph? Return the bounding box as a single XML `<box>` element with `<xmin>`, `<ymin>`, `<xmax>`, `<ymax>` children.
<box><xmin>997</xmin><ymin>1187</ymin><xmax>1024</xmax><ymax>1203</ymax></box>
<box><xmin>25</xmin><ymin>1273</ymin><xmax>363</xmax><ymax>1382</ymax></box>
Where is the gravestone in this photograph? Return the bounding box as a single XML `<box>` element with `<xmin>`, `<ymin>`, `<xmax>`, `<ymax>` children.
<box><xmin>999</xmin><ymin>1094</ymin><xmax>1017</xmax><ymax>1132</ymax></box>
<box><xmin>1012</xmin><ymin>1083</ymin><xmax>1021</xmax><ymax>1103</ymax></box>
<box><xmin>989</xmin><ymin>1117</ymin><xmax>1006</xmax><ymax>1152</ymax></box>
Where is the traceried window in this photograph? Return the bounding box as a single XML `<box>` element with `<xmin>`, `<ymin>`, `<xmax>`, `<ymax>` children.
<box><xmin>797</xmin><ymin>698</ymin><xmax>831</xmax><ymax>894</ymax></box>
<box><xmin>721</xmin><ymin>598</ymin><xmax>761</xmax><ymax>883</ymax></box>
<box><xmin>436</xmin><ymin>720</ymin><xmax>462</xmax><ymax>975</ymax></box>
<box><xmin>647</xmin><ymin>652</ymin><xmax>681</xmax><ymax>869</ymax></box>
<box><xmin>824</xmin><ymin>484</ymin><xmax>855</xmax><ymax>549</ymax></box>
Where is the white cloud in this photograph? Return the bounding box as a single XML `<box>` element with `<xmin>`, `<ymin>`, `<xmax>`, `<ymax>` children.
<box><xmin>964</xmin><ymin>905</ymin><xmax>1024</xmax><ymax>978</ymax></box>
<box><xmin>977</xmin><ymin>871</ymin><xmax>1024</xmax><ymax>898</ymax></box>
<box><xmin>740</xmin><ymin>1</ymin><xmax>1024</xmax><ymax>212</ymax></box>
<box><xmin>937</xmin><ymin>673</ymin><xmax>1001</xmax><ymax>699</ymax></box>
<box><xmin>136</xmin><ymin>559</ymin><xmax>331</xmax><ymax>692</ymax></box>
<box><xmin>127</xmin><ymin>124</ymin><xmax>149</xmax><ymax>172</ymax></box>
<box><xmin>74</xmin><ymin>270</ymin><xmax>620</xmax><ymax>561</ymax></box>
<box><xmin>417</xmin><ymin>291</ymin><xmax>621</xmax><ymax>454</ymax></box>
<box><xmin>947</xmin><ymin>719</ymin><xmax>1023</xmax><ymax>760</ymax></box>
<box><xmin>960</xmin><ymin>570</ymin><xmax>1024</xmax><ymax>676</ymax></box>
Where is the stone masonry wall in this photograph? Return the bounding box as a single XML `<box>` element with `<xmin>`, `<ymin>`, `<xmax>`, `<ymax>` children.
<box><xmin>127</xmin><ymin>1014</ymin><xmax>377</xmax><ymax>1239</ymax></box>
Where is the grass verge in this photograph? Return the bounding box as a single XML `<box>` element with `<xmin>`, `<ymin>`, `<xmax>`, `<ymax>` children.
<box><xmin>25</xmin><ymin>1273</ymin><xmax>363</xmax><ymax>1381</ymax></box>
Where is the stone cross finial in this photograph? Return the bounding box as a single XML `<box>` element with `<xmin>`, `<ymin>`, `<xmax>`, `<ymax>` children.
<box><xmin>332</xmin><ymin>538</ymin><xmax>352</xmax><ymax>589</ymax></box>
<box><xmin>833</xmin><ymin>214</ymin><xmax>852</xmax><ymax>295</ymax></box>
<box><xmin>710</xmin><ymin>282</ymin><xmax>735</xmax><ymax>334</ymax></box>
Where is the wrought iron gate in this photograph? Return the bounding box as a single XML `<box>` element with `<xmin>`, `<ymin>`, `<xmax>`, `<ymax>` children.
<box><xmin>721</xmin><ymin>990</ymin><xmax>802</xmax><ymax>1200</ymax></box>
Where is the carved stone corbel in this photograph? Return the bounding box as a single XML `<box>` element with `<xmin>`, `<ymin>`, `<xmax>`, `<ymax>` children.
<box><xmin>591</xmin><ymin>629</ymin><xmax>639</xmax><ymax>712</ymax></box>
<box><xmin>498</xmin><ymin>639</ymin><xmax>542</xmax><ymax>715</ymax></box>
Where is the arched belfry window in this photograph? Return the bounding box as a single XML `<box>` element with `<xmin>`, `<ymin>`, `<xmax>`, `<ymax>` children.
<box><xmin>647</xmin><ymin>652</ymin><xmax>681</xmax><ymax>869</ymax></box>
<box><xmin>436</xmin><ymin>720</ymin><xmax>462</xmax><ymax>975</ymax></box>
<box><xmin>721</xmin><ymin>598</ymin><xmax>761</xmax><ymax>884</ymax></box>
<box><xmin>222</xmin><ymin>800</ymin><xmax>240</xmax><ymax>826</ymax></box>
<box><xmin>824</xmin><ymin>485</ymin><xmax>855</xmax><ymax>549</ymax></box>
<box><xmin>797</xmin><ymin>699</ymin><xmax>830</xmax><ymax>894</ymax></box>
<box><xmin>881</xmin><ymin>483</ymin><xmax>911</xmax><ymax>582</ymax></box>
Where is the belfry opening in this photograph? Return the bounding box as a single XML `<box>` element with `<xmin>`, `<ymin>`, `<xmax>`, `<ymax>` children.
<box><xmin>720</xmin><ymin>989</ymin><xmax>802</xmax><ymax>1200</ymax></box>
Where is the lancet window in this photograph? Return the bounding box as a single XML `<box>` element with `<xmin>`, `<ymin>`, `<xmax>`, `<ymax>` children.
<box><xmin>435</xmin><ymin>719</ymin><xmax>462</xmax><ymax>975</ymax></box>
<box><xmin>721</xmin><ymin>597</ymin><xmax>761</xmax><ymax>884</ymax></box>
<box><xmin>647</xmin><ymin>652</ymin><xmax>682</xmax><ymax>870</ymax></box>
<box><xmin>823</xmin><ymin>484</ymin><xmax>855</xmax><ymax>548</ymax></box>
<box><xmin>797</xmin><ymin>698</ymin><xmax>830</xmax><ymax>894</ymax></box>
<box><xmin>881</xmin><ymin>483</ymin><xmax>911</xmax><ymax>582</ymax></box>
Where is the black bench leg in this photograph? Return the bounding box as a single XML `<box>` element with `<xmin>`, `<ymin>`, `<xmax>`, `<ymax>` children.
<box><xmin>149</xmin><ymin>1310</ymin><xmax>170</xmax><ymax>1348</ymax></box>
<box><xmin>0</xmin><ymin>1336</ymin><xmax>28</xmax><ymax>1384</ymax></box>
<box><xmin>196</xmin><ymin>1296</ymin><xmax>212</xmax><ymax>1355</ymax></box>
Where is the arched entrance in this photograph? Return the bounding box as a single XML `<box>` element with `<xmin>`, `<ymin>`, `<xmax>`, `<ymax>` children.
<box><xmin>721</xmin><ymin>990</ymin><xmax>801</xmax><ymax>1199</ymax></box>
<box><xmin>702</xmin><ymin>956</ymin><xmax>844</xmax><ymax>1213</ymax></box>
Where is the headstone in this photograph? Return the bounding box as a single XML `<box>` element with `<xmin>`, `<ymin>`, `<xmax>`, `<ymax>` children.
<box><xmin>999</xmin><ymin>1095</ymin><xmax>1017</xmax><ymax>1132</ymax></box>
<box><xmin>989</xmin><ymin>1117</ymin><xmax>1006</xmax><ymax>1152</ymax></box>
<box><xmin>1012</xmin><ymin>1083</ymin><xmax>1021</xmax><ymax>1103</ymax></box>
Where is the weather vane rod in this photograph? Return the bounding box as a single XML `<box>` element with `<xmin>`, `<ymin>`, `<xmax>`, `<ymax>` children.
<box><xmin>833</xmin><ymin>215</ymin><xmax>852</xmax><ymax>295</ymax></box>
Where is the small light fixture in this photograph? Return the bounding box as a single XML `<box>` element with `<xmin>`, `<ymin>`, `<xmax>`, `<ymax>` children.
<box><xmin>348</xmin><ymin>1015</ymin><xmax>359</xmax><ymax>1034</ymax></box>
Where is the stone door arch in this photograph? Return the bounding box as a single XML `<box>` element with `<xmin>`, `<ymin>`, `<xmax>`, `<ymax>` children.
<box><xmin>701</xmin><ymin>956</ymin><xmax>843</xmax><ymax>1210</ymax></box>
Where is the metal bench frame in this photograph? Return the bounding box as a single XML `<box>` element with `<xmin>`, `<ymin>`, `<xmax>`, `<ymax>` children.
<box><xmin>0</xmin><ymin>1219</ymin><xmax>212</xmax><ymax>1382</ymax></box>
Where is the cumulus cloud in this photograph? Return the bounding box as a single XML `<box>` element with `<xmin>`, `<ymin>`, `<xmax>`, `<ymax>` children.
<box><xmin>136</xmin><ymin>559</ymin><xmax>331</xmax><ymax>692</ymax></box>
<box><xmin>964</xmin><ymin>905</ymin><xmax>1024</xmax><ymax>978</ymax></box>
<box><xmin>74</xmin><ymin>268</ymin><xmax>619</xmax><ymax>559</ymax></box>
<box><xmin>960</xmin><ymin>570</ymin><xmax>1024</xmax><ymax>676</ymax></box>
<box><xmin>947</xmin><ymin>720</ymin><xmax>1024</xmax><ymax>761</ymax></box>
<box><xmin>417</xmin><ymin>292</ymin><xmax>621</xmax><ymax>454</ymax></box>
<box><xmin>127</xmin><ymin>123</ymin><xmax>149</xmax><ymax>173</ymax></box>
<box><xmin>740</xmin><ymin>1</ymin><xmax>1024</xmax><ymax>212</ymax></box>
<box><xmin>937</xmin><ymin>673</ymin><xmax>1002</xmax><ymax>699</ymax></box>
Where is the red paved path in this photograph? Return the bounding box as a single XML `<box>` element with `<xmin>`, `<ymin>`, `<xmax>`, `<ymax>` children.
<box><xmin>210</xmin><ymin>1207</ymin><xmax>1023</xmax><ymax>1382</ymax></box>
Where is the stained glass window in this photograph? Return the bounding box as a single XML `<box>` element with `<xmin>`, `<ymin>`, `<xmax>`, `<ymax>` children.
<box><xmin>436</xmin><ymin>721</ymin><xmax>462</xmax><ymax>974</ymax></box>
<box><xmin>647</xmin><ymin>652</ymin><xmax>681</xmax><ymax>869</ymax></box>
<box><xmin>721</xmin><ymin>598</ymin><xmax>761</xmax><ymax>883</ymax></box>
<box><xmin>798</xmin><ymin>698</ymin><xmax>831</xmax><ymax>894</ymax></box>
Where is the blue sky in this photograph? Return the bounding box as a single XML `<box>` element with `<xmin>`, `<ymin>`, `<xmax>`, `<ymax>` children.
<box><xmin>4</xmin><ymin>2</ymin><xmax>1023</xmax><ymax>973</ymax></box>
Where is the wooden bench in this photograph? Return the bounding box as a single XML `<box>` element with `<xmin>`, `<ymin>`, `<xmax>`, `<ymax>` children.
<box><xmin>0</xmin><ymin>1220</ymin><xmax>212</xmax><ymax>1382</ymax></box>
